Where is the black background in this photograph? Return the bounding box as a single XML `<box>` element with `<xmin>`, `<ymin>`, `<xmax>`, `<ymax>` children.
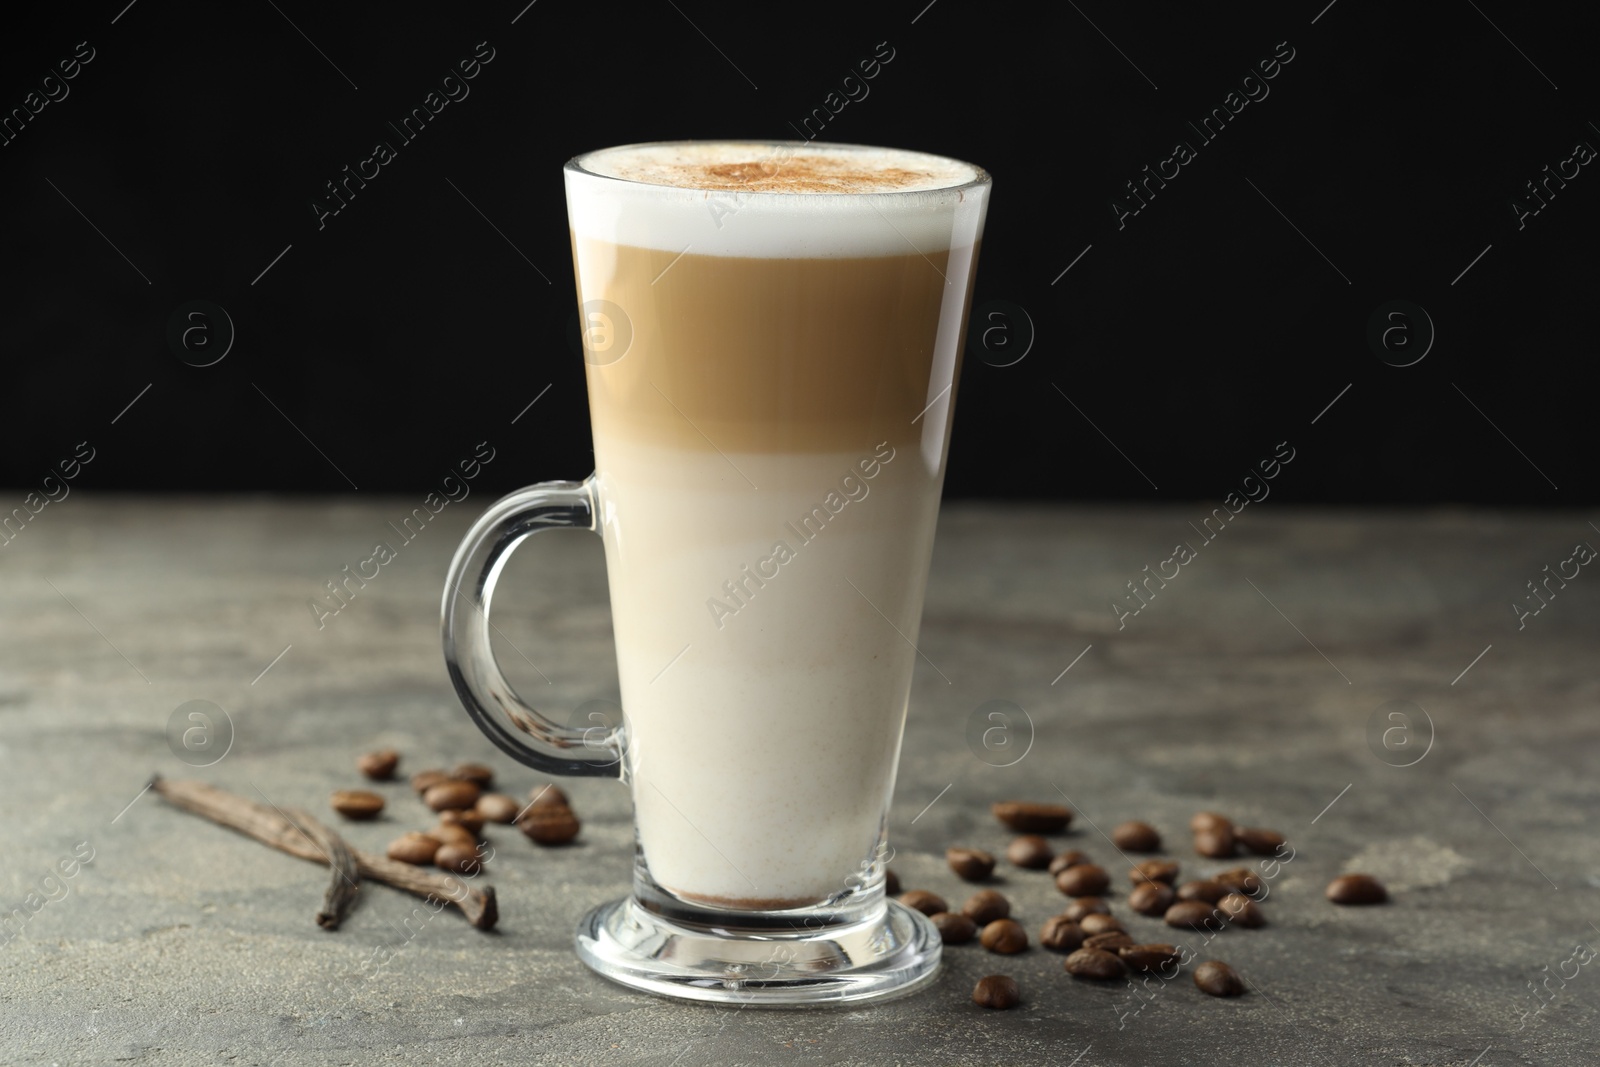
<box><xmin>1</xmin><ymin>1</ymin><xmax>1593</xmax><ymax>505</ymax></box>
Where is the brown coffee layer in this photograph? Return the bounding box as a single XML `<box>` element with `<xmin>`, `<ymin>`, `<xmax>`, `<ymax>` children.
<box><xmin>576</xmin><ymin>237</ymin><xmax>975</xmax><ymax>454</ymax></box>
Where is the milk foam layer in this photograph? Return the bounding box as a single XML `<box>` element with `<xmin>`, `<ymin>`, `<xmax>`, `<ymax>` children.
<box><xmin>566</xmin><ymin>140</ymin><xmax>988</xmax><ymax>258</ymax></box>
<box><xmin>582</xmin><ymin>142</ymin><xmax>978</xmax><ymax>194</ymax></box>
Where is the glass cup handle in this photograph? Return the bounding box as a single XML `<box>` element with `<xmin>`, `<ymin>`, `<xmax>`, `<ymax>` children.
<box><xmin>440</xmin><ymin>475</ymin><xmax>623</xmax><ymax>779</ymax></box>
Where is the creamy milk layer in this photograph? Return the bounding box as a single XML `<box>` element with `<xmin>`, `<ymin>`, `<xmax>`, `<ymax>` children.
<box><xmin>596</xmin><ymin>444</ymin><xmax>943</xmax><ymax>905</ymax></box>
<box><xmin>566</xmin><ymin>140</ymin><xmax>988</xmax><ymax>258</ymax></box>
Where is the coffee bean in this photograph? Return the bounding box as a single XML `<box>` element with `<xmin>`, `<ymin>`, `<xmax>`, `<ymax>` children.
<box><xmin>1055</xmin><ymin>864</ymin><xmax>1110</xmax><ymax>897</ymax></box>
<box><xmin>1194</xmin><ymin>827</ymin><xmax>1236</xmax><ymax>858</ymax></box>
<box><xmin>947</xmin><ymin>846</ymin><xmax>997</xmax><ymax>882</ymax></box>
<box><xmin>435</xmin><ymin>842</ymin><xmax>483</xmax><ymax>876</ymax></box>
<box><xmin>1215</xmin><ymin>867</ymin><xmax>1265</xmax><ymax>898</ymax></box>
<box><xmin>1235</xmin><ymin>826</ymin><xmax>1285</xmax><ymax>855</ymax></box>
<box><xmin>1176</xmin><ymin>880</ymin><xmax>1227</xmax><ymax>904</ymax></box>
<box><xmin>1165</xmin><ymin>900</ymin><xmax>1225</xmax><ymax>930</ymax></box>
<box><xmin>1062</xmin><ymin>897</ymin><xmax>1110</xmax><ymax>922</ymax></box>
<box><xmin>330</xmin><ymin>790</ymin><xmax>384</xmax><ymax>820</ymax></box>
<box><xmin>527</xmin><ymin>783</ymin><xmax>570</xmax><ymax>808</ymax></box>
<box><xmin>386</xmin><ymin>831</ymin><xmax>440</xmax><ymax>865</ymax></box>
<box><xmin>1007</xmin><ymin>835</ymin><xmax>1054</xmax><ymax>870</ymax></box>
<box><xmin>1048</xmin><ymin>850</ymin><xmax>1091</xmax><ymax>876</ymax></box>
<box><xmin>1039</xmin><ymin>916</ymin><xmax>1084</xmax><ymax>952</ymax></box>
<box><xmin>1119</xmin><ymin>943</ymin><xmax>1180</xmax><ymax>973</ymax></box>
<box><xmin>440</xmin><ymin>808</ymin><xmax>486</xmax><ymax>834</ymax></box>
<box><xmin>931</xmin><ymin>912</ymin><xmax>978</xmax><ymax>944</ymax></box>
<box><xmin>410</xmin><ymin>769</ymin><xmax>449</xmax><ymax>794</ymax></box>
<box><xmin>1083</xmin><ymin>930</ymin><xmax>1135</xmax><ymax>952</ymax></box>
<box><xmin>476</xmin><ymin>793</ymin><xmax>522</xmax><ymax>824</ymax></box>
<box><xmin>1063</xmin><ymin>947</ymin><xmax>1126</xmax><ymax>980</ymax></box>
<box><xmin>1112</xmin><ymin>820</ymin><xmax>1161</xmax><ymax>852</ymax></box>
<box><xmin>1190</xmin><ymin>811</ymin><xmax>1232</xmax><ymax>835</ymax></box>
<box><xmin>898</xmin><ymin>890</ymin><xmax>947</xmax><ymax>917</ymax></box>
<box><xmin>980</xmin><ymin>918</ymin><xmax>1027</xmax><ymax>954</ymax></box>
<box><xmin>433</xmin><ymin>823</ymin><xmax>477</xmax><ymax>849</ymax></box>
<box><xmin>992</xmin><ymin>801</ymin><xmax>1072</xmax><ymax>834</ymax></box>
<box><xmin>885</xmin><ymin>868</ymin><xmax>901</xmax><ymax>896</ymax></box>
<box><xmin>972</xmin><ymin>974</ymin><xmax>1020</xmax><ymax>1009</ymax></box>
<box><xmin>1078</xmin><ymin>913</ymin><xmax>1123</xmax><ymax>936</ymax></box>
<box><xmin>1194</xmin><ymin>959</ymin><xmax>1246</xmax><ymax>997</ymax></box>
<box><xmin>1129</xmin><ymin>859</ymin><xmax>1180</xmax><ymax>886</ymax></box>
<box><xmin>1128</xmin><ymin>882</ymin><xmax>1175</xmax><ymax>916</ymax></box>
<box><xmin>1326</xmin><ymin>873</ymin><xmax>1387</xmax><ymax>905</ymax></box>
<box><xmin>962</xmin><ymin>889</ymin><xmax>1011</xmax><ymax>925</ymax></box>
<box><xmin>357</xmin><ymin>749</ymin><xmax>400</xmax><ymax>781</ymax></box>
<box><xmin>1217</xmin><ymin>893</ymin><xmax>1265</xmax><ymax>928</ymax></box>
<box><xmin>519</xmin><ymin>806</ymin><xmax>580</xmax><ymax>845</ymax></box>
<box><xmin>423</xmin><ymin>780</ymin><xmax>481</xmax><ymax>812</ymax></box>
<box><xmin>453</xmin><ymin>762</ymin><xmax>494</xmax><ymax>788</ymax></box>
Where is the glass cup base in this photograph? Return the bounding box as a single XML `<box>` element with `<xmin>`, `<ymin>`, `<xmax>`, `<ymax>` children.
<box><xmin>574</xmin><ymin>895</ymin><xmax>941</xmax><ymax>1006</ymax></box>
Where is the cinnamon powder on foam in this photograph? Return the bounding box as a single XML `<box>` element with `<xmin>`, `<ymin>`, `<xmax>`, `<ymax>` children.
<box><xmin>613</xmin><ymin>156</ymin><xmax>940</xmax><ymax>194</ymax></box>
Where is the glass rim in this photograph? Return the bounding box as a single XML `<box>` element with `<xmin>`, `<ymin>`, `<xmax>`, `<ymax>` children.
<box><xmin>564</xmin><ymin>138</ymin><xmax>991</xmax><ymax>199</ymax></box>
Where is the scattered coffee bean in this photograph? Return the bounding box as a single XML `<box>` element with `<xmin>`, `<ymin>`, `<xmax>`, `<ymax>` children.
<box><xmin>1055</xmin><ymin>863</ymin><xmax>1110</xmax><ymax>897</ymax></box>
<box><xmin>885</xmin><ymin>868</ymin><xmax>901</xmax><ymax>896</ymax></box>
<box><xmin>1215</xmin><ymin>867</ymin><xmax>1265</xmax><ymax>898</ymax></box>
<box><xmin>386</xmin><ymin>831</ymin><xmax>441</xmax><ymax>865</ymax></box>
<box><xmin>1194</xmin><ymin>959</ymin><xmax>1246</xmax><ymax>997</ymax></box>
<box><xmin>1112</xmin><ymin>820</ymin><xmax>1161</xmax><ymax>852</ymax></box>
<box><xmin>1326</xmin><ymin>873</ymin><xmax>1387</xmax><ymax>905</ymax></box>
<box><xmin>1165</xmin><ymin>900</ymin><xmax>1225</xmax><ymax>930</ymax></box>
<box><xmin>434</xmin><ymin>842</ymin><xmax>483</xmax><ymax>876</ymax></box>
<box><xmin>1176</xmin><ymin>879</ymin><xmax>1227</xmax><ymax>904</ymax></box>
<box><xmin>1039</xmin><ymin>916</ymin><xmax>1084</xmax><ymax>952</ymax></box>
<box><xmin>1129</xmin><ymin>859</ymin><xmax>1180</xmax><ymax>885</ymax></box>
<box><xmin>518</xmin><ymin>806</ymin><xmax>580</xmax><ymax>845</ymax></box>
<box><xmin>1190</xmin><ymin>811</ymin><xmax>1232</xmax><ymax>835</ymax></box>
<box><xmin>476</xmin><ymin>793</ymin><xmax>522</xmax><ymax>824</ymax></box>
<box><xmin>980</xmin><ymin>918</ymin><xmax>1028</xmax><ymax>954</ymax></box>
<box><xmin>1120</xmin><ymin>943</ymin><xmax>1180</xmax><ymax>973</ymax></box>
<box><xmin>1062</xmin><ymin>897</ymin><xmax>1110</xmax><ymax>922</ymax></box>
<box><xmin>330</xmin><ymin>790</ymin><xmax>384</xmax><ymax>820</ymax></box>
<box><xmin>453</xmin><ymin>762</ymin><xmax>494</xmax><ymax>788</ymax></box>
<box><xmin>357</xmin><ymin>749</ymin><xmax>400</xmax><ymax>781</ymax></box>
<box><xmin>440</xmin><ymin>808</ymin><xmax>486</xmax><ymax>834</ymax></box>
<box><xmin>931</xmin><ymin>912</ymin><xmax>978</xmax><ymax>944</ymax></box>
<box><xmin>1047</xmin><ymin>850</ymin><xmax>1091</xmax><ymax>876</ymax></box>
<box><xmin>1078</xmin><ymin>913</ymin><xmax>1123</xmax><ymax>936</ymax></box>
<box><xmin>433</xmin><ymin>823</ymin><xmax>477</xmax><ymax>849</ymax></box>
<box><xmin>527</xmin><ymin>783</ymin><xmax>570</xmax><ymax>808</ymax></box>
<box><xmin>1194</xmin><ymin>827</ymin><xmax>1236</xmax><ymax>858</ymax></box>
<box><xmin>1007</xmin><ymin>835</ymin><xmax>1054</xmax><ymax>870</ymax></box>
<box><xmin>1217</xmin><ymin>893</ymin><xmax>1265</xmax><ymax>928</ymax></box>
<box><xmin>1129</xmin><ymin>881</ymin><xmax>1175</xmax><ymax>916</ymax></box>
<box><xmin>410</xmin><ymin>769</ymin><xmax>449</xmax><ymax>794</ymax></box>
<box><xmin>424</xmin><ymin>780</ymin><xmax>481</xmax><ymax>812</ymax></box>
<box><xmin>962</xmin><ymin>889</ymin><xmax>1011</xmax><ymax>925</ymax></box>
<box><xmin>992</xmin><ymin>801</ymin><xmax>1072</xmax><ymax>834</ymax></box>
<box><xmin>1235</xmin><ymin>826</ymin><xmax>1286</xmax><ymax>855</ymax></box>
<box><xmin>972</xmin><ymin>974</ymin><xmax>1020</xmax><ymax>1009</ymax></box>
<box><xmin>1063</xmin><ymin>947</ymin><xmax>1126</xmax><ymax>980</ymax></box>
<box><xmin>947</xmin><ymin>846</ymin><xmax>997</xmax><ymax>882</ymax></box>
<box><xmin>898</xmin><ymin>890</ymin><xmax>947</xmax><ymax>917</ymax></box>
<box><xmin>1083</xmin><ymin>930</ymin><xmax>1135</xmax><ymax>952</ymax></box>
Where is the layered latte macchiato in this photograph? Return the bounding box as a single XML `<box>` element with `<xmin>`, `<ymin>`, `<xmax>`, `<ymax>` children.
<box><xmin>566</xmin><ymin>142</ymin><xmax>986</xmax><ymax>907</ymax></box>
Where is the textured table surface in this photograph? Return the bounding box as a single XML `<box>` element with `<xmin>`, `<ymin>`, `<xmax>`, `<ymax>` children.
<box><xmin>1</xmin><ymin>499</ymin><xmax>1596</xmax><ymax>1066</ymax></box>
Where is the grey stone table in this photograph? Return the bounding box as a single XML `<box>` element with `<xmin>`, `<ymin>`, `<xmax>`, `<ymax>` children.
<box><xmin>2</xmin><ymin>499</ymin><xmax>1596</xmax><ymax>1066</ymax></box>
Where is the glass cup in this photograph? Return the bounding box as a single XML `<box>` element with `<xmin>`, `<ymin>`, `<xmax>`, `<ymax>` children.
<box><xmin>442</xmin><ymin>140</ymin><xmax>989</xmax><ymax>1005</ymax></box>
